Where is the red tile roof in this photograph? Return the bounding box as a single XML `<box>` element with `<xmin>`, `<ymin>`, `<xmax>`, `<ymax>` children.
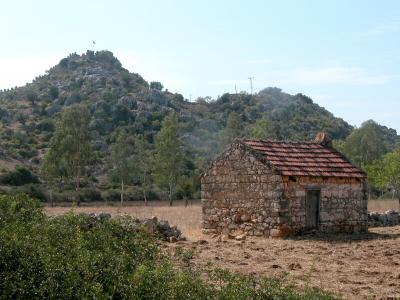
<box><xmin>242</xmin><ymin>139</ymin><xmax>366</xmax><ymax>178</ymax></box>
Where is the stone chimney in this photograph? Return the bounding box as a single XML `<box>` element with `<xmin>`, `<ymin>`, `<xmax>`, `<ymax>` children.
<box><xmin>314</xmin><ymin>132</ymin><xmax>332</xmax><ymax>148</ymax></box>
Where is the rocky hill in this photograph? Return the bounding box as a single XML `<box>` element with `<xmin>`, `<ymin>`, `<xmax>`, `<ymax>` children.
<box><xmin>0</xmin><ymin>50</ymin><xmax>396</xmax><ymax>194</ymax></box>
<box><xmin>0</xmin><ymin>51</ymin><xmax>190</xmax><ymax>168</ymax></box>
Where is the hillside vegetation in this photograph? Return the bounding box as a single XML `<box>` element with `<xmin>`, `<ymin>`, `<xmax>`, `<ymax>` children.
<box><xmin>0</xmin><ymin>50</ymin><xmax>398</xmax><ymax>202</ymax></box>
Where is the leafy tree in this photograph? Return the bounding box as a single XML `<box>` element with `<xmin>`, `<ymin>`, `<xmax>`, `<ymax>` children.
<box><xmin>150</xmin><ymin>81</ymin><xmax>163</xmax><ymax>91</ymax></box>
<box><xmin>134</xmin><ymin>135</ymin><xmax>153</xmax><ymax>205</ymax></box>
<box><xmin>365</xmin><ymin>151</ymin><xmax>400</xmax><ymax>204</ymax></box>
<box><xmin>121</xmin><ymin>72</ymin><xmax>131</xmax><ymax>88</ymax></box>
<box><xmin>26</xmin><ymin>91</ymin><xmax>38</xmax><ymax>106</ymax></box>
<box><xmin>41</xmin><ymin>105</ymin><xmax>93</xmax><ymax>205</ymax></box>
<box><xmin>220</xmin><ymin>112</ymin><xmax>243</xmax><ymax>148</ymax></box>
<box><xmin>15</xmin><ymin>113</ymin><xmax>27</xmax><ymax>125</ymax></box>
<box><xmin>36</xmin><ymin>119</ymin><xmax>55</xmax><ymax>132</ymax></box>
<box><xmin>59</xmin><ymin>57</ymin><xmax>69</xmax><ymax>68</ymax></box>
<box><xmin>109</xmin><ymin>134</ymin><xmax>153</xmax><ymax>205</ymax></box>
<box><xmin>110</xmin><ymin>133</ymin><xmax>136</xmax><ymax>205</ymax></box>
<box><xmin>40</xmin><ymin>150</ymin><xmax>63</xmax><ymax>206</ymax></box>
<box><xmin>154</xmin><ymin>113</ymin><xmax>183</xmax><ymax>206</ymax></box>
<box><xmin>49</xmin><ymin>85</ymin><xmax>59</xmax><ymax>100</ymax></box>
<box><xmin>249</xmin><ymin>119</ymin><xmax>276</xmax><ymax>140</ymax></box>
<box><xmin>340</xmin><ymin>120</ymin><xmax>387</xmax><ymax>167</ymax></box>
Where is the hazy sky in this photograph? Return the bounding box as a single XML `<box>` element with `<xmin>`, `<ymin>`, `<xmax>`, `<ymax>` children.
<box><xmin>1</xmin><ymin>1</ymin><xmax>399</xmax><ymax>131</ymax></box>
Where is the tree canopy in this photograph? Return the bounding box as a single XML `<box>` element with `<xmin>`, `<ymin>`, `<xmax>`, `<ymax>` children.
<box><xmin>41</xmin><ymin>105</ymin><xmax>94</xmax><ymax>205</ymax></box>
<box><xmin>249</xmin><ymin>119</ymin><xmax>276</xmax><ymax>140</ymax></box>
<box><xmin>339</xmin><ymin>120</ymin><xmax>387</xmax><ymax>167</ymax></box>
<box><xmin>220</xmin><ymin>112</ymin><xmax>243</xmax><ymax>148</ymax></box>
<box><xmin>365</xmin><ymin>151</ymin><xmax>400</xmax><ymax>201</ymax></box>
<box><xmin>154</xmin><ymin>113</ymin><xmax>183</xmax><ymax>206</ymax></box>
<box><xmin>110</xmin><ymin>132</ymin><xmax>136</xmax><ymax>205</ymax></box>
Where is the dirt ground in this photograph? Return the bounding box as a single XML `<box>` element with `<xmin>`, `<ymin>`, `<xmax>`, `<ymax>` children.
<box><xmin>168</xmin><ymin>227</ymin><xmax>400</xmax><ymax>300</ymax></box>
<box><xmin>45</xmin><ymin>200</ymin><xmax>400</xmax><ymax>299</ymax></box>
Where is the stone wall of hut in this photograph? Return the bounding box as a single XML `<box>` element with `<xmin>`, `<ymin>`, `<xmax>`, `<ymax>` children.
<box><xmin>201</xmin><ymin>142</ymin><xmax>286</xmax><ymax>237</ymax></box>
<box><xmin>284</xmin><ymin>176</ymin><xmax>368</xmax><ymax>234</ymax></box>
<box><xmin>201</xmin><ymin>143</ymin><xmax>368</xmax><ymax>237</ymax></box>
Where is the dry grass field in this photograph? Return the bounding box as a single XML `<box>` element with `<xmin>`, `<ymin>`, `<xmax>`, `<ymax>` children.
<box><xmin>45</xmin><ymin>200</ymin><xmax>204</xmax><ymax>239</ymax></box>
<box><xmin>46</xmin><ymin>199</ymin><xmax>400</xmax><ymax>299</ymax></box>
<box><xmin>45</xmin><ymin>199</ymin><xmax>399</xmax><ymax>240</ymax></box>
<box><xmin>368</xmin><ymin>198</ymin><xmax>399</xmax><ymax>212</ymax></box>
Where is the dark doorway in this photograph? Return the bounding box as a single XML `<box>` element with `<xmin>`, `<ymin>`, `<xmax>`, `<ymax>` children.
<box><xmin>305</xmin><ymin>190</ymin><xmax>320</xmax><ymax>230</ymax></box>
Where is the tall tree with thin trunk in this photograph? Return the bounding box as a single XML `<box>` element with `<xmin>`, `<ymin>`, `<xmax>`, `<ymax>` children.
<box><xmin>110</xmin><ymin>133</ymin><xmax>135</xmax><ymax>206</ymax></box>
<box><xmin>40</xmin><ymin>149</ymin><xmax>62</xmax><ymax>207</ymax></box>
<box><xmin>134</xmin><ymin>135</ymin><xmax>153</xmax><ymax>206</ymax></box>
<box><xmin>42</xmin><ymin>105</ymin><xmax>93</xmax><ymax>206</ymax></box>
<box><xmin>220</xmin><ymin>112</ymin><xmax>243</xmax><ymax>149</ymax></box>
<box><xmin>154</xmin><ymin>113</ymin><xmax>183</xmax><ymax>206</ymax></box>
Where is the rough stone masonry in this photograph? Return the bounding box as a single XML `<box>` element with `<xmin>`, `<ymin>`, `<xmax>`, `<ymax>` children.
<box><xmin>201</xmin><ymin>137</ymin><xmax>368</xmax><ymax>238</ymax></box>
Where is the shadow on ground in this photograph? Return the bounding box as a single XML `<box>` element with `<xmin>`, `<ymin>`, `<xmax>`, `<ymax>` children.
<box><xmin>287</xmin><ymin>226</ymin><xmax>400</xmax><ymax>243</ymax></box>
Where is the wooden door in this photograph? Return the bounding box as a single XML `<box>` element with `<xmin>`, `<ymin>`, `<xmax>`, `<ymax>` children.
<box><xmin>305</xmin><ymin>190</ymin><xmax>320</xmax><ymax>230</ymax></box>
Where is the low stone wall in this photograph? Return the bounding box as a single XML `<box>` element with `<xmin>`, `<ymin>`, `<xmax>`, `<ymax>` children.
<box><xmin>77</xmin><ymin>213</ymin><xmax>184</xmax><ymax>242</ymax></box>
<box><xmin>368</xmin><ymin>209</ymin><xmax>399</xmax><ymax>227</ymax></box>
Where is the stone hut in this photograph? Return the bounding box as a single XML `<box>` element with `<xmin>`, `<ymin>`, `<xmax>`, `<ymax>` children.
<box><xmin>201</xmin><ymin>133</ymin><xmax>368</xmax><ymax>237</ymax></box>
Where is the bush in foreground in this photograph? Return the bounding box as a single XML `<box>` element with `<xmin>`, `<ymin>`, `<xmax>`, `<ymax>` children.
<box><xmin>0</xmin><ymin>194</ymin><xmax>338</xmax><ymax>299</ymax></box>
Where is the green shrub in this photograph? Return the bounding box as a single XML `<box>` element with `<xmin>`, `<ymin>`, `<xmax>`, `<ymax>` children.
<box><xmin>0</xmin><ymin>194</ymin><xmax>339</xmax><ymax>299</ymax></box>
<box><xmin>101</xmin><ymin>189</ymin><xmax>120</xmax><ymax>202</ymax></box>
<box><xmin>150</xmin><ymin>81</ymin><xmax>163</xmax><ymax>91</ymax></box>
<box><xmin>0</xmin><ymin>195</ymin><xmax>159</xmax><ymax>299</ymax></box>
<box><xmin>0</xmin><ymin>166</ymin><xmax>39</xmax><ymax>186</ymax></box>
<box><xmin>0</xmin><ymin>194</ymin><xmax>43</xmax><ymax>225</ymax></box>
<box><xmin>124</xmin><ymin>186</ymin><xmax>145</xmax><ymax>201</ymax></box>
<box><xmin>17</xmin><ymin>148</ymin><xmax>38</xmax><ymax>159</ymax></box>
<box><xmin>49</xmin><ymin>85</ymin><xmax>59</xmax><ymax>100</ymax></box>
<box><xmin>80</xmin><ymin>187</ymin><xmax>101</xmax><ymax>202</ymax></box>
<box><xmin>36</xmin><ymin>118</ymin><xmax>55</xmax><ymax>132</ymax></box>
<box><xmin>51</xmin><ymin>191</ymin><xmax>71</xmax><ymax>203</ymax></box>
<box><xmin>10</xmin><ymin>184</ymin><xmax>47</xmax><ymax>201</ymax></box>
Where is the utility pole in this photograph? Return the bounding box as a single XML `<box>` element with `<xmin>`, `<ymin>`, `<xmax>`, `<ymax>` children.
<box><xmin>234</xmin><ymin>84</ymin><xmax>238</xmax><ymax>94</ymax></box>
<box><xmin>248</xmin><ymin>76</ymin><xmax>254</xmax><ymax>95</ymax></box>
